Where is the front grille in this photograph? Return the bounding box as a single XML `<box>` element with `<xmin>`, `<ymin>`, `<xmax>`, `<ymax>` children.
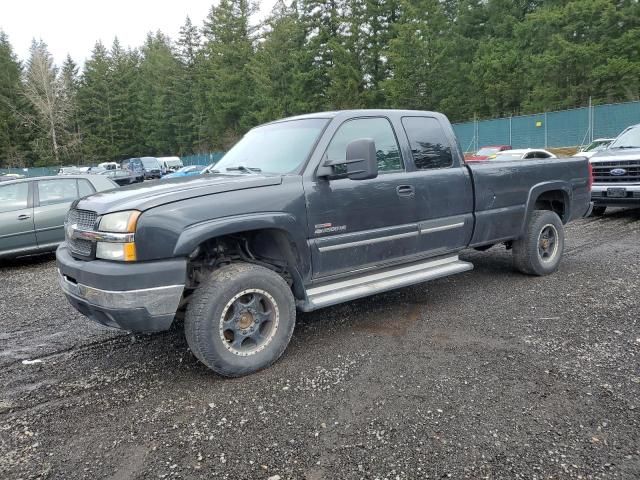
<box><xmin>592</xmin><ymin>159</ymin><xmax>640</xmax><ymax>183</ymax></box>
<box><xmin>66</xmin><ymin>209</ymin><xmax>97</xmax><ymax>258</ymax></box>
<box><xmin>67</xmin><ymin>208</ymin><xmax>98</xmax><ymax>230</ymax></box>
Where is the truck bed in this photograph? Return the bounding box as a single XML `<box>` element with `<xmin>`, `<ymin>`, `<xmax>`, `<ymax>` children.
<box><xmin>466</xmin><ymin>157</ymin><xmax>591</xmax><ymax>247</ymax></box>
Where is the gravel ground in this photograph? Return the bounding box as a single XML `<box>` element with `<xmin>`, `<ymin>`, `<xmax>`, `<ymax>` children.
<box><xmin>0</xmin><ymin>209</ymin><xmax>639</xmax><ymax>479</ymax></box>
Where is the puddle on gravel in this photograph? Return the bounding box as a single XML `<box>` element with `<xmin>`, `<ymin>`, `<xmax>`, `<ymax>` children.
<box><xmin>356</xmin><ymin>303</ymin><xmax>423</xmax><ymax>336</ymax></box>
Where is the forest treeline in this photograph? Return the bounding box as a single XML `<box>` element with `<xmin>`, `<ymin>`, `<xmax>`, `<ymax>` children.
<box><xmin>0</xmin><ymin>0</ymin><xmax>639</xmax><ymax>167</ymax></box>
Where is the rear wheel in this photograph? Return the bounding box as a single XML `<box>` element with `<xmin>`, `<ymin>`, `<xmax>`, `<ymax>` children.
<box><xmin>591</xmin><ymin>206</ymin><xmax>606</xmax><ymax>216</ymax></box>
<box><xmin>513</xmin><ymin>210</ymin><xmax>564</xmax><ymax>276</ymax></box>
<box><xmin>185</xmin><ymin>263</ymin><xmax>296</xmax><ymax>377</ymax></box>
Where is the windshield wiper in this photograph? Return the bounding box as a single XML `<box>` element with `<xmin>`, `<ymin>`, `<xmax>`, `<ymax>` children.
<box><xmin>612</xmin><ymin>145</ymin><xmax>640</xmax><ymax>149</ymax></box>
<box><xmin>225</xmin><ymin>165</ymin><xmax>261</xmax><ymax>174</ymax></box>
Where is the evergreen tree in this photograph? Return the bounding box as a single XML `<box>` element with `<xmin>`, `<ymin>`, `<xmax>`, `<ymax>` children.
<box><xmin>175</xmin><ymin>17</ymin><xmax>204</xmax><ymax>153</ymax></box>
<box><xmin>77</xmin><ymin>41</ymin><xmax>115</xmax><ymax>162</ymax></box>
<box><xmin>251</xmin><ymin>0</ymin><xmax>308</xmax><ymax>122</ymax></box>
<box><xmin>298</xmin><ymin>0</ymin><xmax>344</xmax><ymax>111</ymax></box>
<box><xmin>384</xmin><ymin>0</ymin><xmax>451</xmax><ymax>111</ymax></box>
<box><xmin>1</xmin><ymin>0</ymin><xmax>640</xmax><ymax>166</ymax></box>
<box><xmin>0</xmin><ymin>31</ymin><xmax>31</xmax><ymax>167</ymax></box>
<box><xmin>201</xmin><ymin>0</ymin><xmax>257</xmax><ymax>148</ymax></box>
<box><xmin>137</xmin><ymin>32</ymin><xmax>181</xmax><ymax>155</ymax></box>
<box><xmin>59</xmin><ymin>54</ymin><xmax>82</xmax><ymax>163</ymax></box>
<box><xmin>109</xmin><ymin>38</ymin><xmax>143</xmax><ymax>158</ymax></box>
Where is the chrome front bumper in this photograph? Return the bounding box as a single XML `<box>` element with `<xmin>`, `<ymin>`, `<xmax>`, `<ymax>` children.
<box><xmin>58</xmin><ymin>270</ymin><xmax>184</xmax><ymax>317</ymax></box>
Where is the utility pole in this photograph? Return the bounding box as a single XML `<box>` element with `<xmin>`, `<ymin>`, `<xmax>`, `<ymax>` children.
<box><xmin>544</xmin><ymin>112</ymin><xmax>548</xmax><ymax>148</ymax></box>
<box><xmin>589</xmin><ymin>95</ymin><xmax>596</xmax><ymax>143</ymax></box>
<box><xmin>587</xmin><ymin>96</ymin><xmax>593</xmax><ymax>143</ymax></box>
<box><xmin>509</xmin><ymin>115</ymin><xmax>512</xmax><ymax>146</ymax></box>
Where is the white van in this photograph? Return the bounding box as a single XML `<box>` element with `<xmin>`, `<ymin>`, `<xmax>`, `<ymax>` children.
<box><xmin>157</xmin><ymin>156</ymin><xmax>183</xmax><ymax>174</ymax></box>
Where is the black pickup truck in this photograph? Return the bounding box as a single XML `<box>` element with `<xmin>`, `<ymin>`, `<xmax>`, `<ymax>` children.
<box><xmin>57</xmin><ymin>110</ymin><xmax>592</xmax><ymax>376</ymax></box>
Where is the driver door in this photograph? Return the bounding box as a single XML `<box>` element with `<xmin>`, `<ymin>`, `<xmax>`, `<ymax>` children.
<box><xmin>304</xmin><ymin>117</ymin><xmax>420</xmax><ymax>279</ymax></box>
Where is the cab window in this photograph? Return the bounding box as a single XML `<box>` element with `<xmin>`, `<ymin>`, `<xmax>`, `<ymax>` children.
<box><xmin>325</xmin><ymin>117</ymin><xmax>403</xmax><ymax>173</ymax></box>
<box><xmin>401</xmin><ymin>116</ymin><xmax>453</xmax><ymax>169</ymax></box>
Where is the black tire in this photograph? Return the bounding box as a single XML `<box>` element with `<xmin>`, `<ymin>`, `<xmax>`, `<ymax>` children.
<box><xmin>591</xmin><ymin>206</ymin><xmax>606</xmax><ymax>216</ymax></box>
<box><xmin>184</xmin><ymin>263</ymin><xmax>296</xmax><ymax>377</ymax></box>
<box><xmin>513</xmin><ymin>210</ymin><xmax>565</xmax><ymax>276</ymax></box>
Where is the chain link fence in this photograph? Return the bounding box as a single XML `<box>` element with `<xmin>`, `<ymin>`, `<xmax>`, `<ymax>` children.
<box><xmin>453</xmin><ymin>100</ymin><xmax>640</xmax><ymax>153</ymax></box>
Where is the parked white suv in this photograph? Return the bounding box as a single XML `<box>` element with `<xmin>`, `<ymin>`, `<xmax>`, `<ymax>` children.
<box><xmin>590</xmin><ymin>124</ymin><xmax>640</xmax><ymax>215</ymax></box>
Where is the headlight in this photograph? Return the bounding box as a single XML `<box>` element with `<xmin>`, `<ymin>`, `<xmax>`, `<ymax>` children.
<box><xmin>99</xmin><ymin>210</ymin><xmax>140</xmax><ymax>233</ymax></box>
<box><xmin>96</xmin><ymin>210</ymin><xmax>140</xmax><ymax>261</ymax></box>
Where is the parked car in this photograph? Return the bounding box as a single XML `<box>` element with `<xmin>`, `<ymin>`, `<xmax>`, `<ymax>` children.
<box><xmin>57</xmin><ymin>109</ymin><xmax>592</xmax><ymax>377</ymax></box>
<box><xmin>0</xmin><ymin>175</ymin><xmax>117</xmax><ymax>259</ymax></box>
<box><xmin>122</xmin><ymin>157</ymin><xmax>163</xmax><ymax>181</ymax></box>
<box><xmin>162</xmin><ymin>165</ymin><xmax>206</xmax><ymax>179</ymax></box>
<box><xmin>487</xmin><ymin>148</ymin><xmax>557</xmax><ymax>161</ymax></box>
<box><xmin>121</xmin><ymin>158</ymin><xmax>144</xmax><ymax>182</ymax></box>
<box><xmin>574</xmin><ymin>138</ymin><xmax>614</xmax><ymax>159</ymax></box>
<box><xmin>98</xmin><ymin>162</ymin><xmax>119</xmax><ymax>171</ymax></box>
<box><xmin>57</xmin><ymin>166</ymin><xmax>77</xmax><ymax>175</ymax></box>
<box><xmin>465</xmin><ymin>145</ymin><xmax>512</xmax><ymax>162</ymax></box>
<box><xmin>589</xmin><ymin>124</ymin><xmax>640</xmax><ymax>215</ymax></box>
<box><xmin>140</xmin><ymin>157</ymin><xmax>162</xmax><ymax>179</ymax></box>
<box><xmin>157</xmin><ymin>156</ymin><xmax>183</xmax><ymax>175</ymax></box>
<box><xmin>0</xmin><ymin>173</ymin><xmax>26</xmax><ymax>182</ymax></box>
<box><xmin>99</xmin><ymin>169</ymin><xmax>138</xmax><ymax>186</ymax></box>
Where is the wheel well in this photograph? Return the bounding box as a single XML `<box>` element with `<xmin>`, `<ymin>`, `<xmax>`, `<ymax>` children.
<box><xmin>186</xmin><ymin>229</ymin><xmax>306</xmax><ymax>300</ymax></box>
<box><xmin>534</xmin><ymin>190</ymin><xmax>568</xmax><ymax>222</ymax></box>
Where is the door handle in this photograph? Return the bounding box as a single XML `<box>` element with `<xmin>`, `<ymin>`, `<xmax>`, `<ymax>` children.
<box><xmin>17</xmin><ymin>214</ymin><xmax>31</xmax><ymax>221</ymax></box>
<box><xmin>396</xmin><ymin>185</ymin><xmax>415</xmax><ymax>197</ymax></box>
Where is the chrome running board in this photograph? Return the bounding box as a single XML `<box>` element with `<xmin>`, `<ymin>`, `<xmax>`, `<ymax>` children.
<box><xmin>302</xmin><ymin>255</ymin><xmax>473</xmax><ymax>311</ymax></box>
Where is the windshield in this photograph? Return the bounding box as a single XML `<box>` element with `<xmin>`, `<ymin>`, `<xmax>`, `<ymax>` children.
<box><xmin>610</xmin><ymin>126</ymin><xmax>640</xmax><ymax>149</ymax></box>
<box><xmin>213</xmin><ymin>119</ymin><xmax>329</xmax><ymax>174</ymax></box>
<box><xmin>584</xmin><ymin>140</ymin><xmax>611</xmax><ymax>151</ymax></box>
<box><xmin>476</xmin><ymin>147</ymin><xmax>500</xmax><ymax>156</ymax></box>
<box><xmin>141</xmin><ymin>158</ymin><xmax>160</xmax><ymax>168</ymax></box>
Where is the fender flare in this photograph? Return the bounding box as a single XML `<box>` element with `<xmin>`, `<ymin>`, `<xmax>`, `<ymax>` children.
<box><xmin>520</xmin><ymin>181</ymin><xmax>572</xmax><ymax>236</ymax></box>
<box><xmin>173</xmin><ymin>212</ymin><xmax>311</xmax><ymax>282</ymax></box>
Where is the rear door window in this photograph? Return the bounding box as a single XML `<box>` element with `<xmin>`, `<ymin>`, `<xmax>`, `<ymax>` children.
<box><xmin>38</xmin><ymin>179</ymin><xmax>79</xmax><ymax>206</ymax></box>
<box><xmin>0</xmin><ymin>182</ymin><xmax>30</xmax><ymax>213</ymax></box>
<box><xmin>401</xmin><ymin>117</ymin><xmax>453</xmax><ymax>169</ymax></box>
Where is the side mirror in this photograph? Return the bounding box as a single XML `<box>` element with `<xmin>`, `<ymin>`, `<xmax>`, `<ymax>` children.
<box><xmin>346</xmin><ymin>138</ymin><xmax>378</xmax><ymax>180</ymax></box>
<box><xmin>316</xmin><ymin>138</ymin><xmax>378</xmax><ymax>180</ymax></box>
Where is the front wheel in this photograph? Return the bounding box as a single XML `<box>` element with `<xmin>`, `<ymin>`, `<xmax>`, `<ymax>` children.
<box><xmin>513</xmin><ymin>210</ymin><xmax>565</xmax><ymax>276</ymax></box>
<box><xmin>185</xmin><ymin>263</ymin><xmax>296</xmax><ymax>377</ymax></box>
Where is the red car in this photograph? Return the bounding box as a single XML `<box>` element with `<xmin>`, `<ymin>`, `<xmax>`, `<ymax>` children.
<box><xmin>465</xmin><ymin>145</ymin><xmax>512</xmax><ymax>162</ymax></box>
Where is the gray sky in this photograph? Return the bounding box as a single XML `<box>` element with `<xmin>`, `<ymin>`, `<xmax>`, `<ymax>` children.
<box><xmin>0</xmin><ymin>0</ymin><xmax>277</xmax><ymax>66</ymax></box>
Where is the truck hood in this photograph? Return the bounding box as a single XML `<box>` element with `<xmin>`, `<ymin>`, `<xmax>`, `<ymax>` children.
<box><xmin>75</xmin><ymin>173</ymin><xmax>283</xmax><ymax>215</ymax></box>
<box><xmin>590</xmin><ymin>148</ymin><xmax>640</xmax><ymax>162</ymax></box>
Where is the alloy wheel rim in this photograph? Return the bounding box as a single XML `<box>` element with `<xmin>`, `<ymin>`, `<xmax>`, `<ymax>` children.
<box><xmin>537</xmin><ymin>224</ymin><xmax>559</xmax><ymax>263</ymax></box>
<box><xmin>219</xmin><ymin>289</ymin><xmax>279</xmax><ymax>357</ymax></box>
